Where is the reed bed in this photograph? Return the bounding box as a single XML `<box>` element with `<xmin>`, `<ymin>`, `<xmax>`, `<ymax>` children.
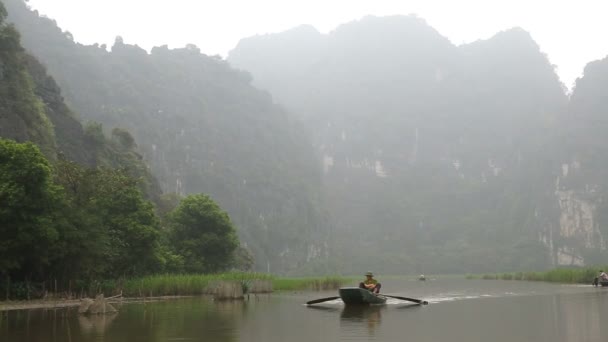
<box><xmin>272</xmin><ymin>276</ymin><xmax>352</xmax><ymax>291</ymax></box>
<box><xmin>112</xmin><ymin>273</ymin><xmax>350</xmax><ymax>297</ymax></box>
<box><xmin>471</xmin><ymin>266</ymin><xmax>605</xmax><ymax>284</ymax></box>
<box><xmin>118</xmin><ymin>272</ymin><xmax>273</xmax><ymax>297</ymax></box>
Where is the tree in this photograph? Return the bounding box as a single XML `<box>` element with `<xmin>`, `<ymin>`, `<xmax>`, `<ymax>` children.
<box><xmin>91</xmin><ymin>167</ymin><xmax>161</xmax><ymax>276</ymax></box>
<box><xmin>0</xmin><ymin>139</ymin><xmax>62</xmax><ymax>278</ymax></box>
<box><xmin>52</xmin><ymin>160</ymin><xmax>162</xmax><ymax>280</ymax></box>
<box><xmin>168</xmin><ymin>194</ymin><xmax>239</xmax><ymax>273</ymax></box>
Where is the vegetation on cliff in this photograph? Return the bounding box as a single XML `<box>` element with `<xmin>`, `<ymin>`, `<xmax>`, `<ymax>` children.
<box><xmin>4</xmin><ymin>0</ymin><xmax>330</xmax><ymax>274</ymax></box>
<box><xmin>0</xmin><ymin>1</ymin><xmax>244</xmax><ymax>299</ymax></box>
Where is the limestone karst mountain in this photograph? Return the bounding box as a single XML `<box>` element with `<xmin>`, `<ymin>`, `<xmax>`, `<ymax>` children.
<box><xmin>230</xmin><ymin>15</ymin><xmax>607</xmax><ymax>272</ymax></box>
<box><xmin>5</xmin><ymin>0</ymin><xmax>608</xmax><ymax>273</ymax></box>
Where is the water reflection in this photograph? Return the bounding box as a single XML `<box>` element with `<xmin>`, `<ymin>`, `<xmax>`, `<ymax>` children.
<box><xmin>340</xmin><ymin>305</ymin><xmax>383</xmax><ymax>335</ymax></box>
<box><xmin>549</xmin><ymin>291</ymin><xmax>608</xmax><ymax>342</ymax></box>
<box><xmin>77</xmin><ymin>312</ymin><xmax>117</xmax><ymax>337</ymax></box>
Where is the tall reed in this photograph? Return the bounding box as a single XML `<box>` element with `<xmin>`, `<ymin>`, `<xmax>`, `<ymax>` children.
<box><xmin>272</xmin><ymin>276</ymin><xmax>352</xmax><ymax>291</ymax></box>
<box><xmin>473</xmin><ymin>266</ymin><xmax>605</xmax><ymax>284</ymax></box>
<box><xmin>116</xmin><ymin>273</ymin><xmax>350</xmax><ymax>297</ymax></box>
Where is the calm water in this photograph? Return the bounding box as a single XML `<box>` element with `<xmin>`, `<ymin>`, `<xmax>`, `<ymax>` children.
<box><xmin>2</xmin><ymin>278</ymin><xmax>608</xmax><ymax>342</ymax></box>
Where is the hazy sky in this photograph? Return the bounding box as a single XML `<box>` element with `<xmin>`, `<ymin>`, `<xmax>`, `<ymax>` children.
<box><xmin>27</xmin><ymin>0</ymin><xmax>608</xmax><ymax>90</ymax></box>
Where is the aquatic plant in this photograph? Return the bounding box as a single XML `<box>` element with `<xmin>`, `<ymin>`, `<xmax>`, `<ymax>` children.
<box><xmin>472</xmin><ymin>266</ymin><xmax>607</xmax><ymax>284</ymax></box>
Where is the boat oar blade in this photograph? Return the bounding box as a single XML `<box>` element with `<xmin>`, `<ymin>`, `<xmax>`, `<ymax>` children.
<box><xmin>306</xmin><ymin>296</ymin><xmax>340</xmax><ymax>305</ymax></box>
<box><xmin>384</xmin><ymin>294</ymin><xmax>428</xmax><ymax>305</ymax></box>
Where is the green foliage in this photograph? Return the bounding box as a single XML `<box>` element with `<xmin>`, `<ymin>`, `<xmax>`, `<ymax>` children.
<box><xmin>0</xmin><ymin>139</ymin><xmax>61</xmax><ymax>276</ymax></box>
<box><xmin>0</xmin><ymin>5</ymin><xmax>252</xmax><ymax>298</ymax></box>
<box><xmin>111</xmin><ymin>127</ymin><xmax>136</xmax><ymax>149</ymax></box>
<box><xmin>53</xmin><ymin>159</ymin><xmax>162</xmax><ymax>279</ymax></box>
<box><xmin>156</xmin><ymin>192</ymin><xmax>182</xmax><ymax>217</ymax></box>
<box><xmin>83</xmin><ymin>122</ymin><xmax>104</xmax><ymax>147</ymax></box>
<box><xmin>232</xmin><ymin>245</ymin><xmax>255</xmax><ymax>272</ymax></box>
<box><xmin>0</xmin><ymin>138</ymin><xmax>166</xmax><ymax>296</ymax></box>
<box><xmin>0</xmin><ymin>12</ymin><xmax>56</xmax><ymax>159</ymax></box>
<box><xmin>168</xmin><ymin>194</ymin><xmax>239</xmax><ymax>273</ymax></box>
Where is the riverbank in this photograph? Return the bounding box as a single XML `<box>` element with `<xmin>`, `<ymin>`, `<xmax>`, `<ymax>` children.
<box><xmin>1</xmin><ymin>273</ymin><xmax>352</xmax><ymax>308</ymax></box>
<box><xmin>468</xmin><ymin>266</ymin><xmax>606</xmax><ymax>284</ymax></box>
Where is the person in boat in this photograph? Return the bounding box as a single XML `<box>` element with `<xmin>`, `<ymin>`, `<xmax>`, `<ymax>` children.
<box><xmin>593</xmin><ymin>270</ymin><xmax>608</xmax><ymax>286</ymax></box>
<box><xmin>359</xmin><ymin>271</ymin><xmax>381</xmax><ymax>293</ymax></box>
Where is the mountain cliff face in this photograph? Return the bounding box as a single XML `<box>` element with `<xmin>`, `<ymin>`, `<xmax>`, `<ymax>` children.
<box><xmin>0</xmin><ymin>3</ymin><xmax>88</xmax><ymax>164</ymax></box>
<box><xmin>542</xmin><ymin>56</ymin><xmax>608</xmax><ymax>266</ymax></box>
<box><xmin>0</xmin><ymin>1</ymin><xmax>160</xmax><ymax>203</ymax></box>
<box><xmin>228</xmin><ymin>15</ymin><xmax>608</xmax><ymax>273</ymax></box>
<box><xmin>4</xmin><ymin>0</ymin><xmax>330</xmax><ymax>274</ymax></box>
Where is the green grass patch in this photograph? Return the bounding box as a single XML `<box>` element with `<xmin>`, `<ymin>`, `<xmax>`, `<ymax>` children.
<box><xmin>99</xmin><ymin>273</ymin><xmax>352</xmax><ymax>297</ymax></box>
<box><xmin>272</xmin><ymin>276</ymin><xmax>353</xmax><ymax>291</ymax></box>
<box><xmin>471</xmin><ymin>266</ymin><xmax>606</xmax><ymax>284</ymax></box>
<box><xmin>113</xmin><ymin>272</ymin><xmax>272</xmax><ymax>297</ymax></box>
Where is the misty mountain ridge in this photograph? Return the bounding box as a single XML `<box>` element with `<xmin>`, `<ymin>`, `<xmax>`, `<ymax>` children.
<box><xmin>4</xmin><ymin>0</ymin><xmax>608</xmax><ymax>274</ymax></box>
<box><xmin>229</xmin><ymin>15</ymin><xmax>608</xmax><ymax>273</ymax></box>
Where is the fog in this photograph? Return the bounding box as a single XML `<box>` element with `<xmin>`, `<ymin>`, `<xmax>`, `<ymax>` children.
<box><xmin>3</xmin><ymin>0</ymin><xmax>608</xmax><ymax>278</ymax></box>
<box><xmin>27</xmin><ymin>0</ymin><xmax>608</xmax><ymax>89</ymax></box>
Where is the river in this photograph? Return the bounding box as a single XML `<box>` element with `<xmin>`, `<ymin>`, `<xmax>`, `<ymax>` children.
<box><xmin>2</xmin><ymin>278</ymin><xmax>607</xmax><ymax>341</ymax></box>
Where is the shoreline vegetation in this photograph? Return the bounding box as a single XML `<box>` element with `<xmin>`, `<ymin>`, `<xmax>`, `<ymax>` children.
<box><xmin>5</xmin><ymin>267</ymin><xmax>606</xmax><ymax>311</ymax></box>
<box><xmin>118</xmin><ymin>273</ymin><xmax>352</xmax><ymax>297</ymax></box>
<box><xmin>1</xmin><ymin>273</ymin><xmax>352</xmax><ymax>311</ymax></box>
<box><xmin>468</xmin><ymin>266</ymin><xmax>605</xmax><ymax>284</ymax></box>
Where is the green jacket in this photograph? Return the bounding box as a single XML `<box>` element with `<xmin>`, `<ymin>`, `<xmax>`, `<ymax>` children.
<box><xmin>363</xmin><ymin>278</ymin><xmax>378</xmax><ymax>285</ymax></box>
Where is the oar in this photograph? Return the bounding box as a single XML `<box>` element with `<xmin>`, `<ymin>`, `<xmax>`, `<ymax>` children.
<box><xmin>306</xmin><ymin>296</ymin><xmax>340</xmax><ymax>305</ymax></box>
<box><xmin>383</xmin><ymin>294</ymin><xmax>428</xmax><ymax>305</ymax></box>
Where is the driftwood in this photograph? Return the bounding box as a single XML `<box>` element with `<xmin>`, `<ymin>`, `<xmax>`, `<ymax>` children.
<box><xmin>79</xmin><ymin>294</ymin><xmax>118</xmax><ymax>315</ymax></box>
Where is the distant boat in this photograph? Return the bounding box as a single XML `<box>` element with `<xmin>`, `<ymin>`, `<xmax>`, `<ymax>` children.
<box><xmin>418</xmin><ymin>274</ymin><xmax>426</xmax><ymax>281</ymax></box>
<box><xmin>339</xmin><ymin>287</ymin><xmax>387</xmax><ymax>305</ymax></box>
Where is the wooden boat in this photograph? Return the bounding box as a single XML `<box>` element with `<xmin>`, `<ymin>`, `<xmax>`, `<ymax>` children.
<box><xmin>339</xmin><ymin>287</ymin><xmax>387</xmax><ymax>305</ymax></box>
<box><xmin>601</xmin><ymin>281</ymin><xmax>608</xmax><ymax>287</ymax></box>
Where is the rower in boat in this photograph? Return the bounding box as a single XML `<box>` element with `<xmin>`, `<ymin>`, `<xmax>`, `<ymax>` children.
<box><xmin>331</xmin><ymin>272</ymin><xmax>386</xmax><ymax>305</ymax></box>
<box><xmin>359</xmin><ymin>271</ymin><xmax>381</xmax><ymax>293</ymax></box>
<box><xmin>593</xmin><ymin>270</ymin><xmax>608</xmax><ymax>287</ymax></box>
<box><xmin>306</xmin><ymin>270</ymin><xmax>429</xmax><ymax>306</ymax></box>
